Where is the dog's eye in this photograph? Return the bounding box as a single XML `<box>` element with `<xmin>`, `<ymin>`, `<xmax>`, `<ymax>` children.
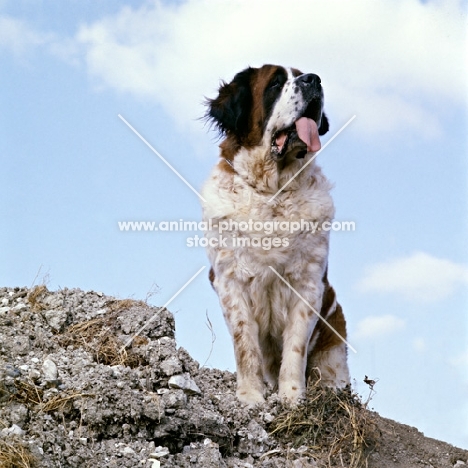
<box><xmin>268</xmin><ymin>80</ymin><xmax>280</xmax><ymax>90</ymax></box>
<box><xmin>267</xmin><ymin>76</ymin><xmax>284</xmax><ymax>91</ymax></box>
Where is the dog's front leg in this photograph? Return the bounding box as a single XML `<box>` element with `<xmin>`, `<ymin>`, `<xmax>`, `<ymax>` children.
<box><xmin>217</xmin><ymin>279</ymin><xmax>265</xmax><ymax>406</ymax></box>
<box><xmin>278</xmin><ymin>295</ymin><xmax>320</xmax><ymax>403</ymax></box>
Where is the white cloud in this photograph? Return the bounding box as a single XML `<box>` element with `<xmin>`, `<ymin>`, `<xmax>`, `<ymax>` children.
<box><xmin>0</xmin><ymin>15</ymin><xmax>52</xmax><ymax>55</ymax></box>
<box><xmin>0</xmin><ymin>14</ymin><xmax>80</xmax><ymax>65</ymax></box>
<box><xmin>358</xmin><ymin>252</ymin><xmax>468</xmax><ymax>302</ymax></box>
<box><xmin>68</xmin><ymin>0</ymin><xmax>466</xmax><ymax>139</ymax></box>
<box><xmin>354</xmin><ymin>314</ymin><xmax>406</xmax><ymax>340</ymax></box>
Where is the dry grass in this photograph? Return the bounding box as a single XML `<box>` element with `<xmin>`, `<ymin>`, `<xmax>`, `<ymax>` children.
<box><xmin>26</xmin><ymin>285</ymin><xmax>49</xmax><ymax>311</ymax></box>
<box><xmin>0</xmin><ymin>439</ymin><xmax>38</xmax><ymax>468</ymax></box>
<box><xmin>105</xmin><ymin>299</ymin><xmax>146</xmax><ymax>312</ymax></box>
<box><xmin>40</xmin><ymin>391</ymin><xmax>94</xmax><ymax>413</ymax></box>
<box><xmin>269</xmin><ymin>374</ymin><xmax>378</xmax><ymax>468</ymax></box>
<box><xmin>26</xmin><ymin>291</ymin><xmax>149</xmax><ymax>368</ymax></box>
<box><xmin>58</xmin><ymin>300</ymin><xmax>148</xmax><ymax>368</ymax></box>
<box><xmin>10</xmin><ymin>380</ymin><xmax>92</xmax><ymax>414</ymax></box>
<box><xmin>10</xmin><ymin>381</ymin><xmax>43</xmax><ymax>407</ymax></box>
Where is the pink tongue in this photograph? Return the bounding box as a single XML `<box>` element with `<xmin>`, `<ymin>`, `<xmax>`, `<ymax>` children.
<box><xmin>295</xmin><ymin>117</ymin><xmax>321</xmax><ymax>153</ymax></box>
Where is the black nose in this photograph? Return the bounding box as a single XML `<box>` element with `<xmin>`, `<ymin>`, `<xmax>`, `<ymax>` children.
<box><xmin>297</xmin><ymin>73</ymin><xmax>321</xmax><ymax>87</ymax></box>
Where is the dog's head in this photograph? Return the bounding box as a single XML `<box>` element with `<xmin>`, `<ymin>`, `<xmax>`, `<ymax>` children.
<box><xmin>206</xmin><ymin>64</ymin><xmax>329</xmax><ymax>162</ymax></box>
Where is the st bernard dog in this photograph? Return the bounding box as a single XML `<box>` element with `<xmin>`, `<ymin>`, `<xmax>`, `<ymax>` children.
<box><xmin>201</xmin><ymin>64</ymin><xmax>350</xmax><ymax>405</ymax></box>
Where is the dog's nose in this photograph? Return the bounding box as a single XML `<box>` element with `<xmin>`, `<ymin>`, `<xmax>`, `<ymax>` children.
<box><xmin>297</xmin><ymin>73</ymin><xmax>321</xmax><ymax>87</ymax></box>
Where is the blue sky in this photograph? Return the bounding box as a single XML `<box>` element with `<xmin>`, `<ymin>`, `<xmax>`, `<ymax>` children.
<box><xmin>1</xmin><ymin>0</ymin><xmax>467</xmax><ymax>449</ymax></box>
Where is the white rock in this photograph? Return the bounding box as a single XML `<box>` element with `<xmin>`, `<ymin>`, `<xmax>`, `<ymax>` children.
<box><xmin>44</xmin><ymin>309</ymin><xmax>67</xmax><ymax>331</ymax></box>
<box><xmin>121</xmin><ymin>446</ymin><xmax>135</xmax><ymax>455</ymax></box>
<box><xmin>147</xmin><ymin>459</ymin><xmax>161</xmax><ymax>468</ymax></box>
<box><xmin>42</xmin><ymin>357</ymin><xmax>58</xmax><ymax>380</ymax></box>
<box><xmin>1</xmin><ymin>424</ymin><xmax>25</xmax><ymax>437</ymax></box>
<box><xmin>168</xmin><ymin>373</ymin><xmax>201</xmax><ymax>395</ymax></box>
<box><xmin>19</xmin><ymin>364</ymin><xmax>29</xmax><ymax>371</ymax></box>
<box><xmin>0</xmin><ymin>306</ymin><xmax>10</xmax><ymax>315</ymax></box>
<box><xmin>149</xmin><ymin>446</ymin><xmax>170</xmax><ymax>458</ymax></box>
<box><xmin>1</xmin><ymin>298</ymin><xmax>8</xmax><ymax>305</ymax></box>
<box><xmin>160</xmin><ymin>356</ymin><xmax>183</xmax><ymax>376</ymax></box>
<box><xmin>454</xmin><ymin>462</ymin><xmax>466</xmax><ymax>467</ymax></box>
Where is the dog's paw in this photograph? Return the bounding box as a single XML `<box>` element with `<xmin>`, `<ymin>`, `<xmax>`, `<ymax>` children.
<box><xmin>236</xmin><ymin>388</ymin><xmax>265</xmax><ymax>407</ymax></box>
<box><xmin>278</xmin><ymin>384</ymin><xmax>305</xmax><ymax>404</ymax></box>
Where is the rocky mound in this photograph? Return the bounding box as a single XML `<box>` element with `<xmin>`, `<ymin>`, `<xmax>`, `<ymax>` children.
<box><xmin>0</xmin><ymin>286</ymin><xmax>467</xmax><ymax>468</ymax></box>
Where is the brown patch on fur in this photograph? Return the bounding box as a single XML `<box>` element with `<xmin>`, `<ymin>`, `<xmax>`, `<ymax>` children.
<box><xmin>310</xmin><ymin>303</ymin><xmax>347</xmax><ymax>354</ymax></box>
<box><xmin>208</xmin><ymin>267</ymin><xmax>215</xmax><ymax>285</ymax></box>
<box><xmin>308</xmin><ymin>271</ymin><xmax>347</xmax><ymax>356</ymax></box>
<box><xmin>221</xmin><ymin>295</ymin><xmax>232</xmax><ymax>310</ymax></box>
<box><xmin>246</xmin><ymin>65</ymin><xmax>284</xmax><ymax>148</ymax></box>
<box><xmin>238</xmin><ymin>346</ymin><xmax>246</xmax><ymax>364</ymax></box>
<box><xmin>233</xmin><ymin>322</ymin><xmax>246</xmax><ymax>344</ymax></box>
<box><xmin>218</xmin><ymin>139</ymin><xmax>238</xmax><ymax>173</ymax></box>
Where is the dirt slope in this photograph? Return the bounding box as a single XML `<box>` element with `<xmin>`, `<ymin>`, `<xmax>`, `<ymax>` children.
<box><xmin>0</xmin><ymin>286</ymin><xmax>466</xmax><ymax>468</ymax></box>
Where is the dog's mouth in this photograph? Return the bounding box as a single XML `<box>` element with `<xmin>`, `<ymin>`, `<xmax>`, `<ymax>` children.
<box><xmin>271</xmin><ymin>117</ymin><xmax>321</xmax><ymax>159</ymax></box>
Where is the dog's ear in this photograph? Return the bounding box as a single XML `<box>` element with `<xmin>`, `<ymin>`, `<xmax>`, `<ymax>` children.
<box><xmin>318</xmin><ymin>112</ymin><xmax>329</xmax><ymax>136</ymax></box>
<box><xmin>205</xmin><ymin>67</ymin><xmax>255</xmax><ymax>138</ymax></box>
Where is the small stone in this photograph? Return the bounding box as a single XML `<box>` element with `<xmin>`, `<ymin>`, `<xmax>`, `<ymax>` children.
<box><xmin>5</xmin><ymin>364</ymin><xmax>20</xmax><ymax>377</ymax></box>
<box><xmin>454</xmin><ymin>462</ymin><xmax>466</xmax><ymax>467</ymax></box>
<box><xmin>1</xmin><ymin>424</ymin><xmax>25</xmax><ymax>437</ymax></box>
<box><xmin>31</xmin><ymin>357</ymin><xmax>39</xmax><ymax>363</ymax></box>
<box><xmin>29</xmin><ymin>369</ymin><xmax>41</xmax><ymax>381</ymax></box>
<box><xmin>147</xmin><ymin>460</ymin><xmax>161</xmax><ymax>468</ymax></box>
<box><xmin>150</xmin><ymin>446</ymin><xmax>170</xmax><ymax>458</ymax></box>
<box><xmin>168</xmin><ymin>373</ymin><xmax>202</xmax><ymax>395</ymax></box>
<box><xmin>11</xmin><ymin>336</ymin><xmax>30</xmax><ymax>355</ymax></box>
<box><xmin>161</xmin><ymin>389</ymin><xmax>187</xmax><ymax>409</ymax></box>
<box><xmin>9</xmin><ymin>403</ymin><xmax>28</xmax><ymax>426</ymax></box>
<box><xmin>19</xmin><ymin>364</ymin><xmax>29</xmax><ymax>371</ymax></box>
<box><xmin>79</xmin><ymin>438</ymin><xmax>87</xmax><ymax>445</ymax></box>
<box><xmin>42</xmin><ymin>357</ymin><xmax>58</xmax><ymax>381</ymax></box>
<box><xmin>0</xmin><ymin>306</ymin><xmax>10</xmax><ymax>315</ymax></box>
<box><xmin>160</xmin><ymin>356</ymin><xmax>183</xmax><ymax>376</ymax></box>
<box><xmin>121</xmin><ymin>446</ymin><xmax>135</xmax><ymax>455</ymax></box>
<box><xmin>44</xmin><ymin>309</ymin><xmax>67</xmax><ymax>332</ymax></box>
<box><xmin>1</xmin><ymin>298</ymin><xmax>8</xmax><ymax>305</ymax></box>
